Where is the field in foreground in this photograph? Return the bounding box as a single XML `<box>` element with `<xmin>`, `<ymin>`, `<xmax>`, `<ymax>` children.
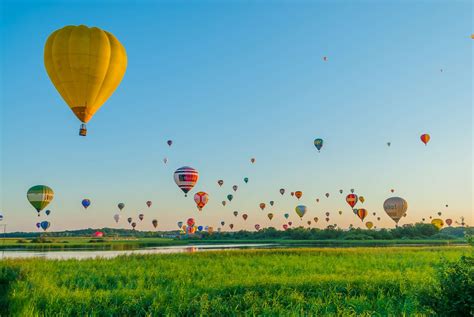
<box><xmin>0</xmin><ymin>246</ymin><xmax>470</xmax><ymax>316</ymax></box>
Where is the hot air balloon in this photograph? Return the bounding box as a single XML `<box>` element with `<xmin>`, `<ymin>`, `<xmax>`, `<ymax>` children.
<box><xmin>222</xmin><ymin>201</ymin><xmax>226</xmax><ymax>206</ymax></box>
<box><xmin>445</xmin><ymin>218</ymin><xmax>452</xmax><ymax>226</ymax></box>
<box><xmin>187</xmin><ymin>218</ymin><xmax>195</xmax><ymax>227</ymax></box>
<box><xmin>197</xmin><ymin>225</ymin><xmax>203</xmax><ymax>232</ymax></box>
<box><xmin>346</xmin><ymin>194</ymin><xmax>358</xmax><ymax>208</ymax></box>
<box><xmin>372</xmin><ymin>212</ymin><xmax>376</xmax><ymax>216</ymax></box>
<box><xmin>94</xmin><ymin>231</ymin><xmax>104</xmax><ymax>238</ymax></box>
<box><xmin>82</xmin><ymin>199</ymin><xmax>91</xmax><ymax>209</ymax></box>
<box><xmin>44</xmin><ymin>25</ymin><xmax>127</xmax><ymax>136</ymax></box>
<box><xmin>254</xmin><ymin>224</ymin><xmax>260</xmax><ymax>230</ymax></box>
<box><xmin>365</xmin><ymin>222</ymin><xmax>374</xmax><ymax>229</ymax></box>
<box><xmin>0</xmin><ymin>213</ymin><xmax>3</xmax><ymax>221</ymax></box>
<box><xmin>295</xmin><ymin>205</ymin><xmax>307</xmax><ymax>219</ymax></box>
<box><xmin>250</xmin><ymin>158</ymin><xmax>256</xmax><ymax>164</ymax></box>
<box><xmin>316</xmin><ymin>198</ymin><xmax>320</xmax><ymax>203</ymax></box>
<box><xmin>387</xmin><ymin>142</ymin><xmax>391</xmax><ymax>147</ymax></box>
<box><xmin>313</xmin><ymin>217</ymin><xmax>318</xmax><ymax>223</ymax></box>
<box><xmin>177</xmin><ymin>221</ymin><xmax>183</xmax><ymax>229</ymax></box>
<box><xmin>431</xmin><ymin>218</ymin><xmax>443</xmax><ymax>229</ymax></box>
<box><xmin>359</xmin><ymin>196</ymin><xmax>365</xmax><ymax>204</ymax></box>
<box><xmin>232</xmin><ymin>185</ymin><xmax>238</xmax><ymax>192</ymax></box>
<box><xmin>40</xmin><ymin>221</ymin><xmax>50</xmax><ymax>231</ymax></box>
<box><xmin>131</xmin><ymin>222</ymin><xmax>137</xmax><ymax>229</ymax></box>
<box><xmin>291</xmin><ymin>192</ymin><xmax>294</xmax><ymax>196</ymax></box>
<box><xmin>325</xmin><ymin>212</ymin><xmax>330</xmax><ymax>217</ymax></box>
<box><xmin>163</xmin><ymin>157</ymin><xmax>168</xmax><ymax>164</ymax></box>
<box><xmin>45</xmin><ymin>210</ymin><xmax>51</xmax><ymax>216</ymax></box>
<box><xmin>217</xmin><ymin>180</ymin><xmax>224</xmax><ymax>187</ymax></box>
<box><xmin>146</xmin><ymin>201</ymin><xmax>152</xmax><ymax>208</ymax></box>
<box><xmin>307</xmin><ymin>220</ymin><xmax>311</xmax><ymax>225</ymax></box>
<box><xmin>383</xmin><ymin>197</ymin><xmax>408</xmax><ymax>225</ymax></box>
<box><xmin>339</xmin><ymin>189</ymin><xmax>343</xmax><ymax>194</ymax></box>
<box><xmin>283</xmin><ymin>224</ymin><xmax>288</xmax><ymax>230</ymax></box>
<box><xmin>314</xmin><ymin>138</ymin><xmax>323</xmax><ymax>152</ymax></box>
<box><xmin>356</xmin><ymin>209</ymin><xmax>368</xmax><ymax>221</ymax></box>
<box><xmin>420</xmin><ymin>134</ymin><xmax>430</xmax><ymax>145</ymax></box>
<box><xmin>323</xmin><ymin>56</ymin><xmax>328</xmax><ymax>61</ymax></box>
<box><xmin>284</xmin><ymin>213</ymin><xmax>289</xmax><ymax>219</ymax></box>
<box><xmin>127</xmin><ymin>217</ymin><xmax>132</xmax><ymax>224</ymax></box>
<box><xmin>350</xmin><ymin>189</ymin><xmax>355</xmax><ymax>193</ymax></box>
<box><xmin>338</xmin><ymin>210</ymin><xmax>343</xmax><ymax>215</ymax></box>
<box><xmin>437</xmin><ymin>212</ymin><xmax>442</xmax><ymax>216</ymax></box>
<box><xmin>113</xmin><ymin>214</ymin><xmax>120</xmax><ymax>223</ymax></box>
<box><xmin>259</xmin><ymin>203</ymin><xmax>266</xmax><ymax>211</ymax></box>
<box><xmin>194</xmin><ymin>192</ymin><xmax>209</xmax><ymax>211</ymax></box>
<box><xmin>325</xmin><ymin>193</ymin><xmax>330</xmax><ymax>198</ymax></box>
<box><xmin>325</xmin><ymin>217</ymin><xmax>330</xmax><ymax>222</ymax></box>
<box><xmin>242</xmin><ymin>214</ymin><xmax>248</xmax><ymax>221</ymax></box>
<box><xmin>390</xmin><ymin>189</ymin><xmax>394</xmax><ymax>193</ymax></box>
<box><xmin>227</xmin><ymin>194</ymin><xmax>233</xmax><ymax>202</ymax></box>
<box><xmin>267</xmin><ymin>213</ymin><xmax>274</xmax><ymax>220</ymax></box>
<box><xmin>36</xmin><ymin>222</ymin><xmax>41</xmax><ymax>229</ymax></box>
<box><xmin>139</xmin><ymin>214</ymin><xmax>144</xmax><ymax>221</ymax></box>
<box><xmin>269</xmin><ymin>201</ymin><xmax>274</xmax><ymax>206</ymax></box>
<box><xmin>244</xmin><ymin>177</ymin><xmax>249</xmax><ymax>183</ymax></box>
<box><xmin>280</xmin><ymin>188</ymin><xmax>285</xmax><ymax>195</ymax></box>
<box><xmin>27</xmin><ymin>185</ymin><xmax>54</xmax><ymax>216</ymax></box>
<box><xmin>229</xmin><ymin>224</ymin><xmax>234</xmax><ymax>230</ymax></box>
<box><xmin>167</xmin><ymin>140</ymin><xmax>173</xmax><ymax>147</ymax></box>
<box><xmin>377</xmin><ymin>217</ymin><xmax>381</xmax><ymax>221</ymax></box>
<box><xmin>187</xmin><ymin>226</ymin><xmax>196</xmax><ymax>234</ymax></box>
<box><xmin>118</xmin><ymin>203</ymin><xmax>125</xmax><ymax>211</ymax></box>
<box><xmin>295</xmin><ymin>191</ymin><xmax>302</xmax><ymax>199</ymax></box>
<box><xmin>233</xmin><ymin>211</ymin><xmax>238</xmax><ymax>217</ymax></box>
<box><xmin>220</xmin><ymin>221</ymin><xmax>225</xmax><ymax>226</ymax></box>
<box><xmin>352</xmin><ymin>208</ymin><xmax>359</xmax><ymax>215</ymax></box>
<box><xmin>151</xmin><ymin>219</ymin><xmax>158</xmax><ymax>228</ymax></box>
<box><xmin>174</xmin><ymin>166</ymin><xmax>199</xmax><ymax>196</ymax></box>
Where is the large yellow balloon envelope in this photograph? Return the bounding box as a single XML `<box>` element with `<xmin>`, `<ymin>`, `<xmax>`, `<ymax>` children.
<box><xmin>44</xmin><ymin>25</ymin><xmax>127</xmax><ymax>136</ymax></box>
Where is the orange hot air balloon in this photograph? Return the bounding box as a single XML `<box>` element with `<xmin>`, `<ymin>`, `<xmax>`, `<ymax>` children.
<box><xmin>346</xmin><ymin>194</ymin><xmax>358</xmax><ymax>208</ymax></box>
<box><xmin>295</xmin><ymin>191</ymin><xmax>303</xmax><ymax>199</ymax></box>
<box><xmin>359</xmin><ymin>196</ymin><xmax>365</xmax><ymax>204</ymax></box>
<box><xmin>259</xmin><ymin>203</ymin><xmax>266</xmax><ymax>211</ymax></box>
<box><xmin>420</xmin><ymin>134</ymin><xmax>430</xmax><ymax>145</ymax></box>
<box><xmin>356</xmin><ymin>208</ymin><xmax>368</xmax><ymax>221</ymax></box>
<box><xmin>194</xmin><ymin>191</ymin><xmax>209</xmax><ymax>211</ymax></box>
<box><xmin>44</xmin><ymin>25</ymin><xmax>127</xmax><ymax>136</ymax></box>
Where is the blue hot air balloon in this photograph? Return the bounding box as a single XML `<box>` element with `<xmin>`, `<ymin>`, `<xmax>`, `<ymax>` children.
<box><xmin>40</xmin><ymin>221</ymin><xmax>50</xmax><ymax>231</ymax></box>
<box><xmin>82</xmin><ymin>199</ymin><xmax>91</xmax><ymax>209</ymax></box>
<box><xmin>314</xmin><ymin>138</ymin><xmax>323</xmax><ymax>152</ymax></box>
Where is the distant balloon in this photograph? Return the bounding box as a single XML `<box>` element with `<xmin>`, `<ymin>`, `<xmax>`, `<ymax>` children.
<box><xmin>82</xmin><ymin>199</ymin><xmax>91</xmax><ymax>209</ymax></box>
<box><xmin>372</xmin><ymin>212</ymin><xmax>376</xmax><ymax>216</ymax></box>
<box><xmin>288</xmin><ymin>221</ymin><xmax>293</xmax><ymax>226</ymax></box>
<box><xmin>313</xmin><ymin>217</ymin><xmax>318</xmax><ymax>223</ymax></box>
<box><xmin>167</xmin><ymin>140</ymin><xmax>173</xmax><ymax>147</ymax></box>
<box><xmin>350</xmin><ymin>189</ymin><xmax>355</xmax><ymax>193</ymax></box>
<box><xmin>316</xmin><ymin>198</ymin><xmax>320</xmax><ymax>203</ymax></box>
<box><xmin>227</xmin><ymin>194</ymin><xmax>233</xmax><ymax>202</ymax></box>
<box><xmin>174</xmin><ymin>166</ymin><xmax>199</xmax><ymax>196</ymax></box>
<box><xmin>420</xmin><ymin>134</ymin><xmax>430</xmax><ymax>145</ymax></box>
<box><xmin>40</xmin><ymin>221</ymin><xmax>50</xmax><ymax>231</ymax></box>
<box><xmin>323</xmin><ymin>56</ymin><xmax>328</xmax><ymax>61</ymax></box>
<box><xmin>383</xmin><ymin>197</ymin><xmax>408</xmax><ymax>224</ymax></box>
<box><xmin>222</xmin><ymin>201</ymin><xmax>226</xmax><ymax>207</ymax></box>
<box><xmin>325</xmin><ymin>212</ymin><xmax>330</xmax><ymax>217</ymax></box>
<box><xmin>229</xmin><ymin>224</ymin><xmax>234</xmax><ymax>230</ymax></box>
<box><xmin>269</xmin><ymin>201</ymin><xmax>274</xmax><ymax>206</ymax></box>
<box><xmin>242</xmin><ymin>214</ymin><xmax>248</xmax><ymax>221</ymax></box>
<box><xmin>244</xmin><ymin>177</ymin><xmax>249</xmax><ymax>184</ymax></box>
<box><xmin>259</xmin><ymin>203</ymin><xmax>266</xmax><ymax>211</ymax></box>
<box><xmin>254</xmin><ymin>224</ymin><xmax>260</xmax><ymax>230</ymax></box>
<box><xmin>391</xmin><ymin>189</ymin><xmax>395</xmax><ymax>193</ymax></box>
<box><xmin>217</xmin><ymin>180</ymin><xmax>224</xmax><ymax>187</ymax></box>
<box><xmin>290</xmin><ymin>192</ymin><xmax>294</xmax><ymax>196</ymax></box>
<box><xmin>307</xmin><ymin>220</ymin><xmax>311</xmax><ymax>225</ymax></box>
<box><xmin>359</xmin><ymin>196</ymin><xmax>365</xmax><ymax>204</ymax></box>
<box><xmin>36</xmin><ymin>222</ymin><xmax>41</xmax><ymax>229</ymax></box>
<box><xmin>387</xmin><ymin>142</ymin><xmax>391</xmax><ymax>147</ymax></box>
<box><xmin>0</xmin><ymin>213</ymin><xmax>3</xmax><ymax>221</ymax></box>
<box><xmin>113</xmin><ymin>214</ymin><xmax>120</xmax><ymax>223</ymax></box>
<box><xmin>139</xmin><ymin>214</ymin><xmax>144</xmax><ymax>221</ymax></box>
<box><xmin>250</xmin><ymin>158</ymin><xmax>256</xmax><ymax>164</ymax></box>
<box><xmin>356</xmin><ymin>209</ymin><xmax>368</xmax><ymax>221</ymax></box>
<box><xmin>295</xmin><ymin>191</ymin><xmax>302</xmax><ymax>200</ymax></box>
<box><xmin>339</xmin><ymin>189</ymin><xmax>343</xmax><ymax>194</ymax></box>
<box><xmin>280</xmin><ymin>188</ymin><xmax>285</xmax><ymax>195</ymax></box>
<box><xmin>346</xmin><ymin>194</ymin><xmax>358</xmax><ymax>208</ymax></box>
<box><xmin>437</xmin><ymin>212</ymin><xmax>442</xmax><ymax>216</ymax></box>
<box><xmin>131</xmin><ymin>222</ymin><xmax>137</xmax><ymax>229</ymax></box>
<box><xmin>232</xmin><ymin>185</ymin><xmax>238</xmax><ymax>192</ymax></box>
<box><xmin>283</xmin><ymin>224</ymin><xmax>288</xmax><ymax>230</ymax></box>
<box><xmin>45</xmin><ymin>210</ymin><xmax>51</xmax><ymax>216</ymax></box>
<box><xmin>338</xmin><ymin>210</ymin><xmax>343</xmax><ymax>215</ymax></box>
<box><xmin>118</xmin><ymin>203</ymin><xmax>125</xmax><ymax>211</ymax></box>
<box><xmin>197</xmin><ymin>225</ymin><xmax>203</xmax><ymax>232</ymax></box>
<box><xmin>127</xmin><ymin>217</ymin><xmax>132</xmax><ymax>224</ymax></box>
<box><xmin>325</xmin><ymin>193</ymin><xmax>330</xmax><ymax>198</ymax></box>
<box><xmin>152</xmin><ymin>219</ymin><xmax>158</xmax><ymax>228</ymax></box>
<box><xmin>267</xmin><ymin>213</ymin><xmax>274</xmax><ymax>220</ymax></box>
<box><xmin>431</xmin><ymin>218</ymin><xmax>444</xmax><ymax>229</ymax></box>
<box><xmin>445</xmin><ymin>219</ymin><xmax>452</xmax><ymax>226</ymax></box>
<box><xmin>325</xmin><ymin>217</ymin><xmax>330</xmax><ymax>222</ymax></box>
<box><xmin>314</xmin><ymin>138</ymin><xmax>323</xmax><ymax>152</ymax></box>
<box><xmin>177</xmin><ymin>221</ymin><xmax>183</xmax><ymax>229</ymax></box>
<box><xmin>27</xmin><ymin>185</ymin><xmax>54</xmax><ymax>216</ymax></box>
<box><xmin>284</xmin><ymin>213</ymin><xmax>289</xmax><ymax>219</ymax></box>
<box><xmin>94</xmin><ymin>231</ymin><xmax>104</xmax><ymax>238</ymax></box>
<box><xmin>163</xmin><ymin>157</ymin><xmax>168</xmax><ymax>164</ymax></box>
<box><xmin>220</xmin><ymin>221</ymin><xmax>225</xmax><ymax>226</ymax></box>
<box><xmin>377</xmin><ymin>217</ymin><xmax>381</xmax><ymax>221</ymax></box>
<box><xmin>233</xmin><ymin>211</ymin><xmax>238</xmax><ymax>217</ymax></box>
<box><xmin>365</xmin><ymin>222</ymin><xmax>374</xmax><ymax>229</ymax></box>
<box><xmin>187</xmin><ymin>218</ymin><xmax>195</xmax><ymax>227</ymax></box>
<box><xmin>295</xmin><ymin>205</ymin><xmax>307</xmax><ymax>219</ymax></box>
<box><xmin>194</xmin><ymin>192</ymin><xmax>209</xmax><ymax>211</ymax></box>
<box><xmin>146</xmin><ymin>201</ymin><xmax>152</xmax><ymax>208</ymax></box>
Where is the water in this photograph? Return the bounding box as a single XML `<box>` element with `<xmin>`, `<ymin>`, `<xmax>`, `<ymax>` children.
<box><xmin>0</xmin><ymin>244</ymin><xmax>275</xmax><ymax>260</ymax></box>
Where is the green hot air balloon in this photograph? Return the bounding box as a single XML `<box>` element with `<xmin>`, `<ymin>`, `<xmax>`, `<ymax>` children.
<box><xmin>27</xmin><ymin>185</ymin><xmax>54</xmax><ymax>216</ymax></box>
<box><xmin>314</xmin><ymin>138</ymin><xmax>323</xmax><ymax>152</ymax></box>
<box><xmin>244</xmin><ymin>177</ymin><xmax>249</xmax><ymax>183</ymax></box>
<box><xmin>295</xmin><ymin>205</ymin><xmax>307</xmax><ymax>219</ymax></box>
<box><xmin>227</xmin><ymin>194</ymin><xmax>233</xmax><ymax>202</ymax></box>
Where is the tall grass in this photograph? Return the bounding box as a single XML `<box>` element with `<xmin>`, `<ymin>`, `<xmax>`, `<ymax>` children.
<box><xmin>1</xmin><ymin>246</ymin><xmax>469</xmax><ymax>316</ymax></box>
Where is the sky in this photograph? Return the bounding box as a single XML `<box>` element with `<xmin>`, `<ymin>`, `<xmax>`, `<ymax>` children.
<box><xmin>0</xmin><ymin>0</ymin><xmax>472</xmax><ymax>232</ymax></box>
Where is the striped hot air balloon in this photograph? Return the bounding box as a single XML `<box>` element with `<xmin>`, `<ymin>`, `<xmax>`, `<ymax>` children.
<box><xmin>27</xmin><ymin>185</ymin><xmax>54</xmax><ymax>216</ymax></box>
<box><xmin>174</xmin><ymin>166</ymin><xmax>199</xmax><ymax>196</ymax></box>
<box><xmin>356</xmin><ymin>208</ymin><xmax>368</xmax><ymax>221</ymax></box>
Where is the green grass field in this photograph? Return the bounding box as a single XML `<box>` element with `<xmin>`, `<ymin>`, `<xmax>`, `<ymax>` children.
<box><xmin>1</xmin><ymin>246</ymin><xmax>470</xmax><ymax>315</ymax></box>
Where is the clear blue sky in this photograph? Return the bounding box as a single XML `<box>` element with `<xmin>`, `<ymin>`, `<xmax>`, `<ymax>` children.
<box><xmin>1</xmin><ymin>0</ymin><xmax>472</xmax><ymax>232</ymax></box>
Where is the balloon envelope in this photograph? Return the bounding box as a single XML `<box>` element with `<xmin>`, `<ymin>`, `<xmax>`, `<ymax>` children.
<box><xmin>346</xmin><ymin>194</ymin><xmax>358</xmax><ymax>208</ymax></box>
<box><xmin>113</xmin><ymin>214</ymin><xmax>120</xmax><ymax>223</ymax></box>
<box><xmin>194</xmin><ymin>192</ymin><xmax>209</xmax><ymax>211</ymax></box>
<box><xmin>27</xmin><ymin>185</ymin><xmax>54</xmax><ymax>214</ymax></box>
<box><xmin>118</xmin><ymin>203</ymin><xmax>125</xmax><ymax>211</ymax></box>
<box><xmin>431</xmin><ymin>218</ymin><xmax>444</xmax><ymax>229</ymax></box>
<box><xmin>174</xmin><ymin>166</ymin><xmax>199</xmax><ymax>196</ymax></box>
<box><xmin>82</xmin><ymin>199</ymin><xmax>91</xmax><ymax>209</ymax></box>
<box><xmin>295</xmin><ymin>205</ymin><xmax>307</xmax><ymax>218</ymax></box>
<box><xmin>295</xmin><ymin>191</ymin><xmax>302</xmax><ymax>199</ymax></box>
<box><xmin>40</xmin><ymin>221</ymin><xmax>50</xmax><ymax>231</ymax></box>
<box><xmin>383</xmin><ymin>197</ymin><xmax>408</xmax><ymax>224</ymax></box>
<box><xmin>314</xmin><ymin>138</ymin><xmax>323</xmax><ymax>152</ymax></box>
<box><xmin>420</xmin><ymin>134</ymin><xmax>430</xmax><ymax>145</ymax></box>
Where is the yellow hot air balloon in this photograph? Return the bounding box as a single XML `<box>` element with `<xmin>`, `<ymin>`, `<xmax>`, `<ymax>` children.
<box><xmin>365</xmin><ymin>221</ymin><xmax>374</xmax><ymax>229</ymax></box>
<box><xmin>44</xmin><ymin>25</ymin><xmax>127</xmax><ymax>136</ymax></box>
<box><xmin>359</xmin><ymin>196</ymin><xmax>365</xmax><ymax>203</ymax></box>
<box><xmin>431</xmin><ymin>218</ymin><xmax>444</xmax><ymax>229</ymax></box>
